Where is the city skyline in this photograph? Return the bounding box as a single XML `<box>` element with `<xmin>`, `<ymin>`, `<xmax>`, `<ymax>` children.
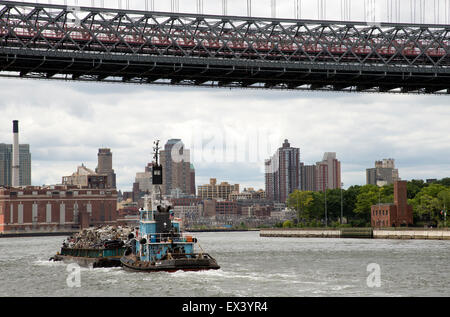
<box><xmin>0</xmin><ymin>79</ymin><xmax>449</xmax><ymax>192</ymax></box>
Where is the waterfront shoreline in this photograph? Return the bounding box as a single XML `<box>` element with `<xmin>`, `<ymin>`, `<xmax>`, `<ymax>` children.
<box><xmin>260</xmin><ymin>228</ymin><xmax>450</xmax><ymax>240</ymax></box>
<box><xmin>0</xmin><ymin>231</ymin><xmax>77</xmax><ymax>238</ymax></box>
<box><xmin>186</xmin><ymin>228</ymin><xmax>260</xmax><ymax>233</ymax></box>
<box><xmin>0</xmin><ymin>228</ymin><xmax>259</xmax><ymax>238</ymax></box>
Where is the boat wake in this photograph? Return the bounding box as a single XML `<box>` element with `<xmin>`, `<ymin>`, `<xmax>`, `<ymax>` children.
<box><xmin>33</xmin><ymin>259</ymin><xmax>66</xmax><ymax>267</ymax></box>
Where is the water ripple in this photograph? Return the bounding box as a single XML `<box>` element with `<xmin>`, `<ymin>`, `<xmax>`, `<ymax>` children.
<box><xmin>1</xmin><ymin>232</ymin><xmax>449</xmax><ymax>296</ymax></box>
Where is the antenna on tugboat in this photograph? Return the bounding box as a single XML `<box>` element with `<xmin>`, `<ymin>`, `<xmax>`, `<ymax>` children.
<box><xmin>152</xmin><ymin>140</ymin><xmax>163</xmax><ymax>204</ymax></box>
<box><xmin>153</xmin><ymin>140</ymin><xmax>160</xmax><ymax>165</ymax></box>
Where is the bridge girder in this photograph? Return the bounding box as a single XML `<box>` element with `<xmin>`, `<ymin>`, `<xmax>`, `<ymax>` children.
<box><xmin>0</xmin><ymin>1</ymin><xmax>450</xmax><ymax>94</ymax></box>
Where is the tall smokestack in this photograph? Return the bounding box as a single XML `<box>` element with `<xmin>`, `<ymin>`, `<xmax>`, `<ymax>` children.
<box><xmin>12</xmin><ymin>120</ymin><xmax>20</xmax><ymax>187</ymax></box>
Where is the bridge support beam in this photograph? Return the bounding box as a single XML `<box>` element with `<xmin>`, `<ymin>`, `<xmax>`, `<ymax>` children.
<box><xmin>310</xmin><ymin>84</ymin><xmax>326</xmax><ymax>90</ymax></box>
<box><xmin>425</xmin><ymin>87</ymin><xmax>446</xmax><ymax>94</ymax></box>
<box><xmin>356</xmin><ymin>85</ymin><xmax>376</xmax><ymax>92</ymax></box>
<box><xmin>0</xmin><ymin>1</ymin><xmax>449</xmax><ymax>95</ymax></box>
<box><xmin>333</xmin><ymin>84</ymin><xmax>353</xmax><ymax>91</ymax></box>
<box><xmin>379</xmin><ymin>85</ymin><xmax>401</xmax><ymax>93</ymax></box>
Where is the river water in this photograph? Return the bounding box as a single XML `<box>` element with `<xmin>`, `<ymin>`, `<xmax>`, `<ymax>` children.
<box><xmin>0</xmin><ymin>231</ymin><xmax>449</xmax><ymax>297</ymax></box>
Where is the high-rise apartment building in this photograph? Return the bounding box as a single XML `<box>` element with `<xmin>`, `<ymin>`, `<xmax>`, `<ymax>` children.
<box><xmin>160</xmin><ymin>139</ymin><xmax>195</xmax><ymax>196</ymax></box>
<box><xmin>95</xmin><ymin>148</ymin><xmax>116</xmax><ymax>188</ymax></box>
<box><xmin>135</xmin><ymin>163</ymin><xmax>153</xmax><ymax>193</ymax></box>
<box><xmin>190</xmin><ymin>163</ymin><xmax>196</xmax><ymax>196</ymax></box>
<box><xmin>197</xmin><ymin>178</ymin><xmax>239</xmax><ymax>200</ymax></box>
<box><xmin>0</xmin><ymin>121</ymin><xmax>31</xmax><ymax>187</ymax></box>
<box><xmin>300</xmin><ymin>163</ymin><xmax>316</xmax><ymax>191</ymax></box>
<box><xmin>0</xmin><ymin>144</ymin><xmax>31</xmax><ymax>187</ymax></box>
<box><xmin>366</xmin><ymin>158</ymin><xmax>400</xmax><ymax>186</ymax></box>
<box><xmin>315</xmin><ymin>152</ymin><xmax>341</xmax><ymax>191</ymax></box>
<box><xmin>265</xmin><ymin>139</ymin><xmax>300</xmax><ymax>202</ymax></box>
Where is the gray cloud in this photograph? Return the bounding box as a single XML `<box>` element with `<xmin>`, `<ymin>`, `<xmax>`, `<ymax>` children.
<box><xmin>8</xmin><ymin>0</ymin><xmax>441</xmax><ymax>23</ymax></box>
<box><xmin>1</xmin><ymin>75</ymin><xmax>450</xmax><ymax>192</ymax></box>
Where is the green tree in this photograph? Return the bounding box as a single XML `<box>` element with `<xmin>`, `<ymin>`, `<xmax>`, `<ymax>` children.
<box><xmin>343</xmin><ymin>185</ymin><xmax>361</xmax><ymax>223</ymax></box>
<box><xmin>407</xmin><ymin>179</ymin><xmax>428</xmax><ymax>199</ymax></box>
<box><xmin>437</xmin><ymin>178</ymin><xmax>450</xmax><ymax>187</ymax></box>
<box><xmin>354</xmin><ymin>185</ymin><xmax>393</xmax><ymax>224</ymax></box>
<box><xmin>437</xmin><ymin>189</ymin><xmax>450</xmax><ymax>226</ymax></box>
<box><xmin>282</xmin><ymin>220</ymin><xmax>294</xmax><ymax>228</ymax></box>
<box><xmin>287</xmin><ymin>190</ymin><xmax>314</xmax><ymax>222</ymax></box>
<box><xmin>323</xmin><ymin>189</ymin><xmax>343</xmax><ymax>223</ymax></box>
<box><xmin>410</xmin><ymin>184</ymin><xmax>448</xmax><ymax>226</ymax></box>
<box><xmin>309</xmin><ymin>191</ymin><xmax>326</xmax><ymax>223</ymax></box>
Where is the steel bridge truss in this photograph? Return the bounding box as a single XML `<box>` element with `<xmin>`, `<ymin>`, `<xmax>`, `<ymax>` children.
<box><xmin>1</xmin><ymin>1</ymin><xmax>450</xmax><ymax>94</ymax></box>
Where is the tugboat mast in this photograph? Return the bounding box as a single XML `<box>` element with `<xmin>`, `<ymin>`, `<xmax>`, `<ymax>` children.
<box><xmin>153</xmin><ymin>140</ymin><xmax>160</xmax><ymax>166</ymax></box>
<box><xmin>151</xmin><ymin>140</ymin><xmax>163</xmax><ymax>207</ymax></box>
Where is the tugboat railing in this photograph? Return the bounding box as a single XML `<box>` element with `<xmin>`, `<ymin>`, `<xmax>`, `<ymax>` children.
<box><xmin>138</xmin><ymin>232</ymin><xmax>197</xmax><ymax>244</ymax></box>
<box><xmin>163</xmin><ymin>253</ymin><xmax>215</xmax><ymax>260</ymax></box>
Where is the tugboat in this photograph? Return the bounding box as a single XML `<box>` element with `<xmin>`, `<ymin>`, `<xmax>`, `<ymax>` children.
<box><xmin>120</xmin><ymin>141</ymin><xmax>220</xmax><ymax>273</ymax></box>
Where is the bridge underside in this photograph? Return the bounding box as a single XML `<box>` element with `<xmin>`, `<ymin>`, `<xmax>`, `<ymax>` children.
<box><xmin>1</xmin><ymin>1</ymin><xmax>450</xmax><ymax>94</ymax></box>
<box><xmin>2</xmin><ymin>48</ymin><xmax>449</xmax><ymax>94</ymax></box>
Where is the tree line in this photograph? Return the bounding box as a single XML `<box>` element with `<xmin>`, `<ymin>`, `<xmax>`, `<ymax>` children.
<box><xmin>282</xmin><ymin>178</ymin><xmax>450</xmax><ymax>228</ymax></box>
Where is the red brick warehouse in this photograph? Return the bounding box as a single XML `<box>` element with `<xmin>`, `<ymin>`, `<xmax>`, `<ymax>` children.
<box><xmin>371</xmin><ymin>180</ymin><xmax>413</xmax><ymax>227</ymax></box>
<box><xmin>0</xmin><ymin>186</ymin><xmax>117</xmax><ymax>233</ymax></box>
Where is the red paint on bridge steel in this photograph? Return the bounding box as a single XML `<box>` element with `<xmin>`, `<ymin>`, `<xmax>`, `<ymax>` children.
<box><xmin>0</xmin><ymin>20</ymin><xmax>447</xmax><ymax>59</ymax></box>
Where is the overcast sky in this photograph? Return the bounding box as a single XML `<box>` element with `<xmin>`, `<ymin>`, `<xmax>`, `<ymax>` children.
<box><xmin>6</xmin><ymin>0</ymin><xmax>447</xmax><ymax>24</ymax></box>
<box><xmin>1</xmin><ymin>77</ymin><xmax>449</xmax><ymax>191</ymax></box>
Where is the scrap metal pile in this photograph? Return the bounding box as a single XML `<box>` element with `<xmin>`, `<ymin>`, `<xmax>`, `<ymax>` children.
<box><xmin>63</xmin><ymin>225</ymin><xmax>134</xmax><ymax>249</ymax></box>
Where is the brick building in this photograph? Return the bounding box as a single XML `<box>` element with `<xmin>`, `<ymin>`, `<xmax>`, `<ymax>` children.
<box><xmin>315</xmin><ymin>152</ymin><xmax>341</xmax><ymax>191</ymax></box>
<box><xmin>241</xmin><ymin>204</ymin><xmax>272</xmax><ymax>218</ymax></box>
<box><xmin>95</xmin><ymin>148</ymin><xmax>116</xmax><ymax>188</ymax></box>
<box><xmin>371</xmin><ymin>180</ymin><xmax>413</xmax><ymax>227</ymax></box>
<box><xmin>202</xmin><ymin>200</ymin><xmax>239</xmax><ymax>218</ymax></box>
<box><xmin>300</xmin><ymin>163</ymin><xmax>316</xmax><ymax>191</ymax></box>
<box><xmin>170</xmin><ymin>197</ymin><xmax>202</xmax><ymax>207</ymax></box>
<box><xmin>197</xmin><ymin>178</ymin><xmax>240</xmax><ymax>201</ymax></box>
<box><xmin>116</xmin><ymin>204</ymin><xmax>139</xmax><ymax>227</ymax></box>
<box><xmin>0</xmin><ymin>185</ymin><xmax>117</xmax><ymax>233</ymax></box>
<box><xmin>62</xmin><ymin>164</ymin><xmax>108</xmax><ymax>189</ymax></box>
<box><xmin>229</xmin><ymin>188</ymin><xmax>265</xmax><ymax>200</ymax></box>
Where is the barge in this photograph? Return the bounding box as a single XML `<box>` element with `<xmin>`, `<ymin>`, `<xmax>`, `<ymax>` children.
<box><xmin>50</xmin><ymin>240</ymin><xmax>126</xmax><ymax>268</ymax></box>
<box><xmin>50</xmin><ymin>226</ymin><xmax>131</xmax><ymax>268</ymax></box>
